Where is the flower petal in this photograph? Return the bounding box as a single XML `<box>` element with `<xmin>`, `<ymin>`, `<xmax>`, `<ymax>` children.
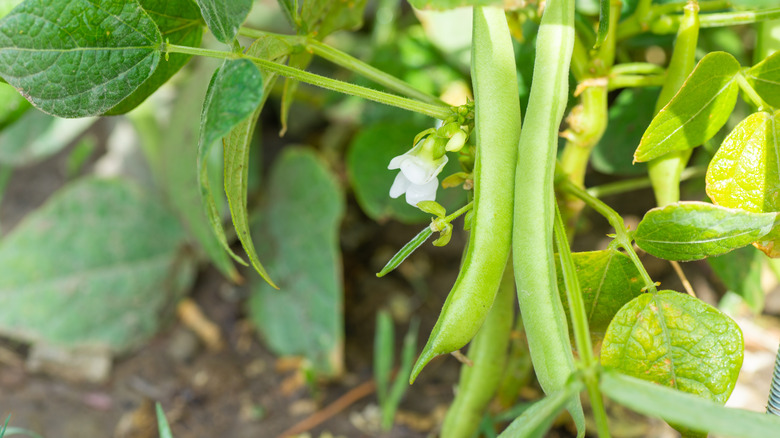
<box><xmin>389</xmin><ymin>172</ymin><xmax>411</xmax><ymax>198</ymax></box>
<box><xmin>405</xmin><ymin>178</ymin><xmax>439</xmax><ymax>206</ymax></box>
<box><xmin>388</xmin><ymin>153</ymin><xmax>408</xmax><ymax>170</ymax></box>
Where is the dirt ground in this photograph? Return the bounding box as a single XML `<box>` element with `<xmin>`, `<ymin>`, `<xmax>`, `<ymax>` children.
<box><xmin>2</xmin><ymin>118</ymin><xmax>780</xmax><ymax>438</ymax></box>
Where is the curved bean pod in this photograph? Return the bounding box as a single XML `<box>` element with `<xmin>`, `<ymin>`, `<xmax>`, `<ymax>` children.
<box><xmin>440</xmin><ymin>262</ymin><xmax>515</xmax><ymax>438</ymax></box>
<box><xmin>410</xmin><ymin>6</ymin><xmax>521</xmax><ymax>383</ymax></box>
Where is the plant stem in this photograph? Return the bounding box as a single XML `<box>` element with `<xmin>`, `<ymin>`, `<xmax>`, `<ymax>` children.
<box><xmin>444</xmin><ymin>202</ymin><xmax>474</xmax><ymax>223</ymax></box>
<box><xmin>586</xmin><ymin>165</ymin><xmax>706</xmax><ymax>198</ymax></box>
<box><xmin>737</xmin><ymin>72</ymin><xmax>774</xmax><ymax>111</ymax></box>
<box><xmin>557</xmin><ymin>178</ymin><xmax>658</xmax><ymax>293</ymax></box>
<box><xmin>618</xmin><ymin>1</ymin><xmax>764</xmax><ymax>39</ymax></box>
<box><xmin>553</xmin><ymin>203</ymin><xmax>611</xmax><ymax>438</ymax></box>
<box><xmin>610</xmin><ymin>62</ymin><xmax>666</xmax><ymax>76</ymax></box>
<box><xmin>237</xmin><ymin>27</ymin><xmax>446</xmax><ymax>106</ymax></box>
<box><xmin>163</xmin><ymin>44</ymin><xmax>454</xmax><ymax>120</ymax></box>
<box><xmin>608</xmin><ymin>74</ymin><xmax>666</xmax><ymax>90</ymax></box>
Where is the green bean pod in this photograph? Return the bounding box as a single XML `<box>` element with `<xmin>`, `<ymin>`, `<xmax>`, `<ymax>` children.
<box><xmin>512</xmin><ymin>0</ymin><xmax>585</xmax><ymax>428</ymax></box>
<box><xmin>648</xmin><ymin>1</ymin><xmax>700</xmax><ymax>207</ymax></box>
<box><xmin>441</xmin><ymin>262</ymin><xmax>514</xmax><ymax>438</ymax></box>
<box><xmin>409</xmin><ymin>6</ymin><xmax>521</xmax><ymax>383</ymax></box>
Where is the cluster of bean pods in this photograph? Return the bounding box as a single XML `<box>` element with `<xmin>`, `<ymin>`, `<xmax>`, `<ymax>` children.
<box><xmin>410</xmin><ymin>0</ymin><xmax>586</xmax><ymax>431</ymax></box>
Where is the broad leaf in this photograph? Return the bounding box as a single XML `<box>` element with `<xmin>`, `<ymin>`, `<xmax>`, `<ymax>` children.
<box><xmin>0</xmin><ymin>178</ymin><xmax>190</xmax><ymax>352</ymax></box>
<box><xmin>223</xmin><ymin>38</ymin><xmax>290</xmax><ymax>289</ymax></box>
<box><xmin>249</xmin><ymin>147</ymin><xmax>345</xmax><ymax>376</ymax></box>
<box><xmin>0</xmin><ymin>0</ymin><xmax>162</xmax><ymax>118</ymax></box>
<box><xmin>592</xmin><ymin>87</ymin><xmax>657</xmax><ymax>175</ymax></box>
<box><xmin>193</xmin><ymin>0</ymin><xmax>251</xmax><ymax>44</ymax></box>
<box><xmin>106</xmin><ymin>0</ymin><xmax>204</xmax><ymax>115</ymax></box>
<box><xmin>347</xmin><ymin>120</ymin><xmax>467</xmax><ymax>224</ymax></box>
<box><xmin>198</xmin><ymin>58</ymin><xmax>269</xmax><ymax>283</ymax></box>
<box><xmin>0</xmin><ymin>81</ymin><xmax>28</xmax><ymax>128</ymax></box>
<box><xmin>409</xmin><ymin>0</ymin><xmax>503</xmax><ymax>10</ymax></box>
<box><xmin>746</xmin><ymin>50</ymin><xmax>780</xmax><ymax>108</ymax></box>
<box><xmin>601</xmin><ymin>291</ymin><xmax>744</xmax><ymax>405</ymax></box>
<box><xmin>601</xmin><ymin>371</ymin><xmax>780</xmax><ymax>438</ymax></box>
<box><xmin>0</xmin><ymin>109</ymin><xmax>95</xmax><ymax>167</ymax></box>
<box><xmin>160</xmin><ymin>57</ymin><xmax>239</xmax><ymax>282</ymax></box>
<box><xmin>708</xmin><ymin>245</ymin><xmax>765</xmax><ymax>313</ymax></box>
<box><xmin>634</xmin><ymin>201</ymin><xmax>779</xmax><ymax>261</ymax></box>
<box><xmin>706</xmin><ymin>110</ymin><xmax>780</xmax><ymax>256</ymax></box>
<box><xmin>556</xmin><ymin>249</ymin><xmax>643</xmax><ymax>335</ymax></box>
<box><xmin>634</xmin><ymin>52</ymin><xmax>741</xmax><ymax>162</ymax></box>
<box><xmin>706</xmin><ymin>111</ymin><xmax>780</xmax><ymax>212</ymax></box>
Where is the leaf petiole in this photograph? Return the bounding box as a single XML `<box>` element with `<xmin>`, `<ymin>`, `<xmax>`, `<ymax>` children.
<box><xmin>557</xmin><ymin>177</ymin><xmax>658</xmax><ymax>294</ymax></box>
<box><xmin>162</xmin><ymin>44</ymin><xmax>454</xmax><ymax>119</ymax></box>
<box><xmin>736</xmin><ymin>72</ymin><xmax>774</xmax><ymax>112</ymax></box>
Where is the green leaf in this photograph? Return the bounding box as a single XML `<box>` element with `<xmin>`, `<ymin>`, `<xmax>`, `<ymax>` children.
<box><xmin>706</xmin><ymin>111</ymin><xmax>780</xmax><ymax>212</ymax></box>
<box><xmin>223</xmin><ymin>38</ymin><xmax>289</xmax><ymax>288</ymax></box>
<box><xmin>0</xmin><ymin>109</ymin><xmax>95</xmax><ymax>167</ymax></box>
<box><xmin>0</xmin><ymin>0</ymin><xmax>162</xmax><ymax>118</ymax></box>
<box><xmin>601</xmin><ymin>291</ymin><xmax>744</xmax><ymax>405</ymax></box>
<box><xmin>0</xmin><ymin>82</ymin><xmax>29</xmax><ymax>128</ymax></box>
<box><xmin>0</xmin><ymin>178</ymin><xmax>190</xmax><ymax>353</ymax></box>
<box><xmin>193</xmin><ymin>0</ymin><xmax>251</xmax><ymax>44</ymax></box>
<box><xmin>601</xmin><ymin>371</ymin><xmax>780</xmax><ymax>438</ymax></box>
<box><xmin>408</xmin><ymin>0</ymin><xmax>503</xmax><ymax>10</ymax></box>
<box><xmin>249</xmin><ymin>147</ymin><xmax>345</xmax><ymax>376</ymax></box>
<box><xmin>106</xmin><ymin>0</ymin><xmax>204</xmax><ymax>115</ymax></box>
<box><xmin>347</xmin><ymin>120</ymin><xmax>467</xmax><ymax>224</ymax></box>
<box><xmin>160</xmin><ymin>57</ymin><xmax>239</xmax><ymax>282</ymax></box>
<box><xmin>706</xmin><ymin>110</ymin><xmax>780</xmax><ymax>256</ymax></box>
<box><xmin>591</xmin><ymin>87</ymin><xmax>656</xmax><ymax>175</ymax></box>
<box><xmin>374</xmin><ymin>310</ymin><xmax>394</xmax><ymax>406</ymax></box>
<box><xmin>300</xmin><ymin>0</ymin><xmax>367</xmax><ymax>37</ymax></box>
<box><xmin>746</xmin><ymin>50</ymin><xmax>780</xmax><ymax>108</ymax></box>
<box><xmin>708</xmin><ymin>245</ymin><xmax>765</xmax><ymax>313</ymax></box>
<box><xmin>156</xmin><ymin>403</ymin><xmax>174</xmax><ymax>438</ymax></box>
<box><xmin>634</xmin><ymin>201</ymin><xmax>779</xmax><ymax>261</ymax></box>
<box><xmin>497</xmin><ymin>378</ymin><xmax>585</xmax><ymax>438</ymax></box>
<box><xmin>383</xmin><ymin>318</ymin><xmax>419</xmax><ymax>430</ymax></box>
<box><xmin>198</xmin><ymin>58</ymin><xmax>267</xmax><ymax>281</ymax></box>
<box><xmin>634</xmin><ymin>52</ymin><xmax>741</xmax><ymax>163</ymax></box>
<box><xmin>556</xmin><ymin>249</ymin><xmax>643</xmax><ymax>335</ymax></box>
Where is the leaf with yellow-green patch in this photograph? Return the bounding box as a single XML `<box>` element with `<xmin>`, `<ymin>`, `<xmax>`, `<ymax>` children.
<box><xmin>706</xmin><ymin>110</ymin><xmax>780</xmax><ymax>256</ymax></box>
<box><xmin>601</xmin><ymin>291</ymin><xmax>744</xmax><ymax>405</ymax></box>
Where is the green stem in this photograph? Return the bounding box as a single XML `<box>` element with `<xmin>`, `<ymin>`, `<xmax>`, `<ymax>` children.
<box><xmin>608</xmin><ymin>74</ymin><xmax>666</xmax><ymax>89</ymax></box>
<box><xmin>737</xmin><ymin>72</ymin><xmax>773</xmax><ymax>111</ymax></box>
<box><xmin>553</xmin><ymin>203</ymin><xmax>611</xmax><ymax>438</ymax></box>
<box><xmin>619</xmin><ymin>2</ymin><xmax>765</xmax><ymax>39</ymax></box>
<box><xmin>557</xmin><ymin>178</ymin><xmax>657</xmax><ymax>293</ymax></box>
<box><xmin>586</xmin><ymin>165</ymin><xmax>706</xmax><ymax>198</ymax></box>
<box><xmin>237</xmin><ymin>27</ymin><xmax>446</xmax><ymax>106</ymax></box>
<box><xmin>444</xmin><ymin>202</ymin><xmax>474</xmax><ymax>223</ymax></box>
<box><xmin>610</xmin><ymin>62</ymin><xmax>666</xmax><ymax>76</ymax></box>
<box><xmin>163</xmin><ymin>44</ymin><xmax>454</xmax><ymax>119</ymax></box>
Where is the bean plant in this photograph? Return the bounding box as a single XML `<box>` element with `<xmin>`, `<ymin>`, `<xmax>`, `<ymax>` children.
<box><xmin>2</xmin><ymin>0</ymin><xmax>780</xmax><ymax>436</ymax></box>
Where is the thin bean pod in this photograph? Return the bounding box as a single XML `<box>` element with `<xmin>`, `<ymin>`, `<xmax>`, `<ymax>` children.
<box><xmin>410</xmin><ymin>6</ymin><xmax>521</xmax><ymax>382</ymax></box>
<box><xmin>441</xmin><ymin>261</ymin><xmax>515</xmax><ymax>438</ymax></box>
<box><xmin>512</xmin><ymin>0</ymin><xmax>585</xmax><ymax>428</ymax></box>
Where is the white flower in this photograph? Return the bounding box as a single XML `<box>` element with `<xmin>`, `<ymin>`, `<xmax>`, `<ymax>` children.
<box><xmin>388</xmin><ymin>139</ymin><xmax>448</xmax><ymax>206</ymax></box>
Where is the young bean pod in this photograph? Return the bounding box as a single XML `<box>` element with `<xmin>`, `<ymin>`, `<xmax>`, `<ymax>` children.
<box><xmin>440</xmin><ymin>262</ymin><xmax>515</xmax><ymax>438</ymax></box>
<box><xmin>512</xmin><ymin>0</ymin><xmax>585</xmax><ymax>428</ymax></box>
<box><xmin>410</xmin><ymin>6</ymin><xmax>521</xmax><ymax>382</ymax></box>
<box><xmin>648</xmin><ymin>0</ymin><xmax>700</xmax><ymax>206</ymax></box>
